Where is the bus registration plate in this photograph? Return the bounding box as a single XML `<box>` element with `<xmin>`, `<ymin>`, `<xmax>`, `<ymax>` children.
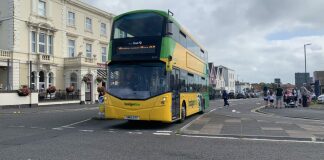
<box><xmin>124</xmin><ymin>116</ymin><xmax>139</xmax><ymax>120</ymax></box>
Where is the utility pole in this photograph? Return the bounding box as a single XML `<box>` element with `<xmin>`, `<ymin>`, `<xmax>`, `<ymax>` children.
<box><xmin>304</xmin><ymin>43</ymin><xmax>311</xmax><ymax>85</ymax></box>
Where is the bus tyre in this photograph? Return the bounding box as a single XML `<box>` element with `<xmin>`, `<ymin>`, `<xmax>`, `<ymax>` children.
<box><xmin>180</xmin><ymin>104</ymin><xmax>186</xmax><ymax>123</ymax></box>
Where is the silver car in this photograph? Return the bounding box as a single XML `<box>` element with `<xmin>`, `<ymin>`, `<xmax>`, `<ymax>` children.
<box><xmin>318</xmin><ymin>94</ymin><xmax>324</xmax><ymax>104</ymax></box>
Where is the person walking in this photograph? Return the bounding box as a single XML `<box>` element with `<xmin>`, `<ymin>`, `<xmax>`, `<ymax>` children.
<box><xmin>222</xmin><ymin>90</ymin><xmax>229</xmax><ymax>106</ymax></box>
<box><xmin>300</xmin><ymin>83</ymin><xmax>310</xmax><ymax>107</ymax></box>
<box><xmin>275</xmin><ymin>84</ymin><xmax>284</xmax><ymax>108</ymax></box>
<box><xmin>268</xmin><ymin>90</ymin><xmax>274</xmax><ymax>108</ymax></box>
<box><xmin>263</xmin><ymin>89</ymin><xmax>269</xmax><ymax>107</ymax></box>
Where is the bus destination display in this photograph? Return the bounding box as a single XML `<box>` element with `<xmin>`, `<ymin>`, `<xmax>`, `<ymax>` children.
<box><xmin>117</xmin><ymin>44</ymin><xmax>156</xmax><ymax>55</ymax></box>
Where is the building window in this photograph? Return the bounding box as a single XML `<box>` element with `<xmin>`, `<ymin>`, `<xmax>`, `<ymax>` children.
<box><xmin>85</xmin><ymin>17</ymin><xmax>92</xmax><ymax>31</ymax></box>
<box><xmin>100</xmin><ymin>23</ymin><xmax>106</xmax><ymax>36</ymax></box>
<box><xmin>48</xmin><ymin>35</ymin><xmax>53</xmax><ymax>54</ymax></box>
<box><xmin>70</xmin><ymin>73</ymin><xmax>78</xmax><ymax>89</ymax></box>
<box><xmin>31</xmin><ymin>31</ymin><xmax>37</xmax><ymax>53</ymax></box>
<box><xmin>86</xmin><ymin>43</ymin><xmax>92</xmax><ymax>58</ymax></box>
<box><xmin>38</xmin><ymin>0</ymin><xmax>46</xmax><ymax>17</ymax></box>
<box><xmin>48</xmin><ymin>72</ymin><xmax>53</xmax><ymax>86</ymax></box>
<box><xmin>68</xmin><ymin>40</ymin><xmax>75</xmax><ymax>57</ymax></box>
<box><xmin>68</xmin><ymin>11</ymin><xmax>75</xmax><ymax>26</ymax></box>
<box><xmin>101</xmin><ymin>47</ymin><xmax>107</xmax><ymax>62</ymax></box>
<box><xmin>39</xmin><ymin>33</ymin><xmax>46</xmax><ymax>53</ymax></box>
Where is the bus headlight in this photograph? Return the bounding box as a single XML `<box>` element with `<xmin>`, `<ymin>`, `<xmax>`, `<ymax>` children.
<box><xmin>161</xmin><ymin>97</ymin><xmax>167</xmax><ymax>105</ymax></box>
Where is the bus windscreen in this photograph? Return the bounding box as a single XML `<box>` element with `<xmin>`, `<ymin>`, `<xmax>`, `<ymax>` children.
<box><xmin>113</xmin><ymin>13</ymin><xmax>164</xmax><ymax>39</ymax></box>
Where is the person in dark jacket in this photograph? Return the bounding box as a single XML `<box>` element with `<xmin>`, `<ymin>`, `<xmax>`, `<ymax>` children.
<box><xmin>222</xmin><ymin>90</ymin><xmax>229</xmax><ymax>106</ymax></box>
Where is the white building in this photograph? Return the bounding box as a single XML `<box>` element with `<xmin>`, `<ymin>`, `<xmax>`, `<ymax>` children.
<box><xmin>0</xmin><ymin>0</ymin><xmax>114</xmax><ymax>103</ymax></box>
<box><xmin>217</xmin><ymin>65</ymin><xmax>235</xmax><ymax>93</ymax></box>
<box><xmin>215</xmin><ymin>66</ymin><xmax>225</xmax><ymax>91</ymax></box>
<box><xmin>235</xmin><ymin>81</ymin><xmax>252</xmax><ymax>94</ymax></box>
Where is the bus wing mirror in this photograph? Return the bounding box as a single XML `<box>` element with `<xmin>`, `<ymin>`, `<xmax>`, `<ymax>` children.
<box><xmin>166</xmin><ymin>21</ymin><xmax>173</xmax><ymax>36</ymax></box>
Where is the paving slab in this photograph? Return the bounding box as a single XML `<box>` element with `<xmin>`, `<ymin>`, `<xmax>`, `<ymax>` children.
<box><xmin>259</xmin><ymin>107</ymin><xmax>324</xmax><ymax>121</ymax></box>
<box><xmin>180</xmin><ymin>111</ymin><xmax>324</xmax><ymax>142</ymax></box>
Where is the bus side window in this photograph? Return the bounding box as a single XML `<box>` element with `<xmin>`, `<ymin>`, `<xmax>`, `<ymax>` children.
<box><xmin>170</xmin><ymin>73</ymin><xmax>175</xmax><ymax>91</ymax></box>
<box><xmin>171</xmin><ymin>23</ymin><xmax>180</xmax><ymax>42</ymax></box>
<box><xmin>187</xmin><ymin>73</ymin><xmax>194</xmax><ymax>92</ymax></box>
<box><xmin>179</xmin><ymin>31</ymin><xmax>187</xmax><ymax>48</ymax></box>
<box><xmin>180</xmin><ymin>70</ymin><xmax>187</xmax><ymax>92</ymax></box>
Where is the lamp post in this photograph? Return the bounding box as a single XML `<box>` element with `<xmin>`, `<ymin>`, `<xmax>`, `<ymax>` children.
<box><xmin>304</xmin><ymin>43</ymin><xmax>311</xmax><ymax>85</ymax></box>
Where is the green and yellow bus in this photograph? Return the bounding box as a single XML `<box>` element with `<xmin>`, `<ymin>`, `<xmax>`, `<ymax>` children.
<box><xmin>102</xmin><ymin>10</ymin><xmax>209</xmax><ymax>123</ymax></box>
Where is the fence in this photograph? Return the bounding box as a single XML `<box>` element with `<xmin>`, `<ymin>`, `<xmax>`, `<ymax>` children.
<box><xmin>38</xmin><ymin>90</ymin><xmax>80</xmax><ymax>102</ymax></box>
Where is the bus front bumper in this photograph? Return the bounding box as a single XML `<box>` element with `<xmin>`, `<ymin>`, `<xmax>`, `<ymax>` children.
<box><xmin>105</xmin><ymin>105</ymin><xmax>172</xmax><ymax>123</ymax></box>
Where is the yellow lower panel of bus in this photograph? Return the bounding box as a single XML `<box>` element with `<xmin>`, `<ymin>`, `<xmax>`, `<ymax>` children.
<box><xmin>180</xmin><ymin>93</ymin><xmax>200</xmax><ymax>117</ymax></box>
<box><xmin>104</xmin><ymin>93</ymin><xmax>172</xmax><ymax>122</ymax></box>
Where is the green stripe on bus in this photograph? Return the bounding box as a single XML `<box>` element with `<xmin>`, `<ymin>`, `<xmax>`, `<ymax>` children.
<box><xmin>160</xmin><ymin>37</ymin><xmax>176</xmax><ymax>58</ymax></box>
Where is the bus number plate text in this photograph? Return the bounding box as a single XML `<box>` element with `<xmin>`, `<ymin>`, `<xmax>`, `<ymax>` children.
<box><xmin>124</xmin><ymin>116</ymin><xmax>140</xmax><ymax>120</ymax></box>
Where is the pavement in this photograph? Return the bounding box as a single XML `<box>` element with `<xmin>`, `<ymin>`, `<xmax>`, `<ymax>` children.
<box><xmin>258</xmin><ymin>104</ymin><xmax>324</xmax><ymax>121</ymax></box>
<box><xmin>181</xmin><ymin>99</ymin><xmax>324</xmax><ymax>142</ymax></box>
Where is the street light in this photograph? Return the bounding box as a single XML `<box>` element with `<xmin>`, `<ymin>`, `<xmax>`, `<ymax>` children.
<box><xmin>304</xmin><ymin>43</ymin><xmax>311</xmax><ymax>84</ymax></box>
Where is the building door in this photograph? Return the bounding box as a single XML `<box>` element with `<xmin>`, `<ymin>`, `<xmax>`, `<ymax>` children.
<box><xmin>171</xmin><ymin>69</ymin><xmax>180</xmax><ymax>120</ymax></box>
<box><xmin>85</xmin><ymin>82</ymin><xmax>92</xmax><ymax>101</ymax></box>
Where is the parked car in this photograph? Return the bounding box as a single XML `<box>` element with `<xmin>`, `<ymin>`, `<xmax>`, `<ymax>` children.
<box><xmin>245</xmin><ymin>93</ymin><xmax>250</xmax><ymax>98</ymax></box>
<box><xmin>236</xmin><ymin>93</ymin><xmax>246</xmax><ymax>99</ymax></box>
<box><xmin>228</xmin><ymin>92</ymin><xmax>235</xmax><ymax>99</ymax></box>
<box><xmin>318</xmin><ymin>94</ymin><xmax>324</xmax><ymax>104</ymax></box>
<box><xmin>249</xmin><ymin>93</ymin><xmax>256</xmax><ymax>98</ymax></box>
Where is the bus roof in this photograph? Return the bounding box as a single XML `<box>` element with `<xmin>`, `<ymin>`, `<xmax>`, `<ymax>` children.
<box><xmin>113</xmin><ymin>9</ymin><xmax>207</xmax><ymax>52</ymax></box>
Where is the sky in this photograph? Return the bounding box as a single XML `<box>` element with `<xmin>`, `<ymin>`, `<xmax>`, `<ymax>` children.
<box><xmin>82</xmin><ymin>0</ymin><xmax>324</xmax><ymax>84</ymax></box>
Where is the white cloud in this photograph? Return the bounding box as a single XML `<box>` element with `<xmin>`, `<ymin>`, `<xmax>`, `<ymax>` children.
<box><xmin>82</xmin><ymin>0</ymin><xmax>324</xmax><ymax>83</ymax></box>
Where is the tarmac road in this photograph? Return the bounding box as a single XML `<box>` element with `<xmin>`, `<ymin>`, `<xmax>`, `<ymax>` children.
<box><xmin>0</xmin><ymin>99</ymin><xmax>324</xmax><ymax>160</ymax></box>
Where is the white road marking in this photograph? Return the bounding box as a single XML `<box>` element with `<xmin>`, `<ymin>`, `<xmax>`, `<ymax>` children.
<box><xmin>209</xmin><ymin>109</ymin><xmax>216</xmax><ymax>113</ymax></box>
<box><xmin>52</xmin><ymin>128</ymin><xmax>63</xmax><ymax>130</ymax></box>
<box><xmin>156</xmin><ymin>131</ymin><xmax>172</xmax><ymax>133</ymax></box>
<box><xmin>62</xmin><ymin>126</ymin><xmax>75</xmax><ymax>129</ymax></box>
<box><xmin>79</xmin><ymin>129</ymin><xmax>94</xmax><ymax>132</ymax></box>
<box><xmin>40</xmin><ymin>107</ymin><xmax>97</xmax><ymax>114</ymax></box>
<box><xmin>30</xmin><ymin>126</ymin><xmax>46</xmax><ymax>130</ymax></box>
<box><xmin>58</xmin><ymin>118</ymin><xmax>92</xmax><ymax>128</ymax></box>
<box><xmin>153</xmin><ymin>133</ymin><xmax>171</xmax><ymax>136</ymax></box>
<box><xmin>8</xmin><ymin>125</ymin><xmax>25</xmax><ymax>128</ymax></box>
<box><xmin>128</xmin><ymin>131</ymin><xmax>143</xmax><ymax>134</ymax></box>
<box><xmin>180</xmin><ymin>135</ymin><xmax>324</xmax><ymax>144</ymax></box>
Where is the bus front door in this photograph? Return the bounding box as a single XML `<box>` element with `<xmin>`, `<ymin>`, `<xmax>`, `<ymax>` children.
<box><xmin>171</xmin><ymin>69</ymin><xmax>180</xmax><ymax>120</ymax></box>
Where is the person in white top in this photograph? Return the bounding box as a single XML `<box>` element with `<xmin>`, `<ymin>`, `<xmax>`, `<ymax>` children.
<box><xmin>268</xmin><ymin>90</ymin><xmax>274</xmax><ymax>108</ymax></box>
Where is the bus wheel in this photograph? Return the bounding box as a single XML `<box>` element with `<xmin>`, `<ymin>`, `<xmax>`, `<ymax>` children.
<box><xmin>180</xmin><ymin>103</ymin><xmax>186</xmax><ymax>122</ymax></box>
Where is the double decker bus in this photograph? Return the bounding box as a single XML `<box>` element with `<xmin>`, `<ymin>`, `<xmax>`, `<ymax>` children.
<box><xmin>102</xmin><ymin>10</ymin><xmax>209</xmax><ymax>123</ymax></box>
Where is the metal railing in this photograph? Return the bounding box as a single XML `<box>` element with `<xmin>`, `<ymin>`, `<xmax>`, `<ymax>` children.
<box><xmin>38</xmin><ymin>89</ymin><xmax>80</xmax><ymax>102</ymax></box>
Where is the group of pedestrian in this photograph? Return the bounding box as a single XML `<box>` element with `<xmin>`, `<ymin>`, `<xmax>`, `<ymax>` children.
<box><xmin>263</xmin><ymin>83</ymin><xmax>312</xmax><ymax>108</ymax></box>
<box><xmin>263</xmin><ymin>84</ymin><xmax>284</xmax><ymax>108</ymax></box>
